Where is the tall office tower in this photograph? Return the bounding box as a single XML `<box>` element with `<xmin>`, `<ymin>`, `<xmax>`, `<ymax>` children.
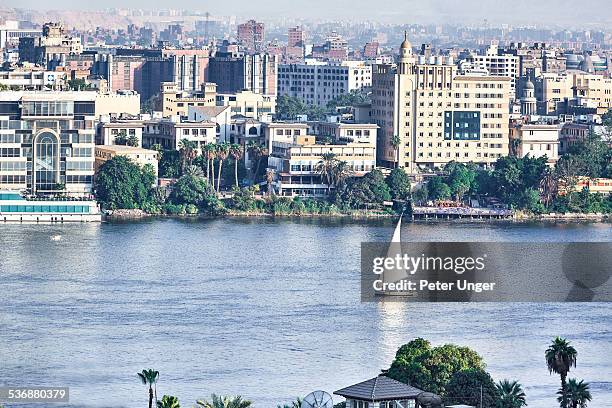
<box><xmin>370</xmin><ymin>33</ymin><xmax>511</xmax><ymax>173</ymax></box>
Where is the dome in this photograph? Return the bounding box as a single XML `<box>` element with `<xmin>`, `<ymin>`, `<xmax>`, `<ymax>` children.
<box><xmin>400</xmin><ymin>31</ymin><xmax>412</xmax><ymax>49</ymax></box>
<box><xmin>525</xmin><ymin>80</ymin><xmax>535</xmax><ymax>90</ymax></box>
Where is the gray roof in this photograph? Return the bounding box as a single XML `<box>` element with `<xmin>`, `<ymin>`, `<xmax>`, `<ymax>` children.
<box><xmin>334</xmin><ymin>376</ymin><xmax>425</xmax><ymax>401</ymax></box>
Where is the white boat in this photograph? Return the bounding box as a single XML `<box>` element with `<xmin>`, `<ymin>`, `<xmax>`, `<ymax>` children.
<box><xmin>0</xmin><ymin>191</ymin><xmax>102</xmax><ymax>223</ymax></box>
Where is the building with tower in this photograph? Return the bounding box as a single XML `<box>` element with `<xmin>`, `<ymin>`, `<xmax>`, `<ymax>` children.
<box><xmin>371</xmin><ymin>33</ymin><xmax>511</xmax><ymax>173</ymax></box>
<box><xmin>521</xmin><ymin>80</ymin><xmax>537</xmax><ymax>115</ymax></box>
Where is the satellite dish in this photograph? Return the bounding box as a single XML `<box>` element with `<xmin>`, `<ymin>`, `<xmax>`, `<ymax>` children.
<box><xmin>417</xmin><ymin>392</ymin><xmax>443</xmax><ymax>408</ymax></box>
<box><xmin>302</xmin><ymin>390</ymin><xmax>333</xmax><ymax>408</ymax></box>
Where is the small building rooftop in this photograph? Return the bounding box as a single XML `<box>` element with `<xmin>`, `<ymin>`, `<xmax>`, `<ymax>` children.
<box><xmin>334</xmin><ymin>375</ymin><xmax>425</xmax><ymax>401</ymax></box>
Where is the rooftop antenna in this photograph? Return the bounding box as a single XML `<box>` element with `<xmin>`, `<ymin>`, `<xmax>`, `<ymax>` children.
<box><xmin>302</xmin><ymin>391</ymin><xmax>333</xmax><ymax>408</ymax></box>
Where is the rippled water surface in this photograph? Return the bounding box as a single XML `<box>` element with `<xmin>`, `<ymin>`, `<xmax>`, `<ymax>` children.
<box><xmin>0</xmin><ymin>218</ymin><xmax>610</xmax><ymax>407</ymax></box>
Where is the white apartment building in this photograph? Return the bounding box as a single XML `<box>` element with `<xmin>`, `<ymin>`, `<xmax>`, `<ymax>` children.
<box><xmin>278</xmin><ymin>59</ymin><xmax>372</xmax><ymax>107</ymax></box>
<box><xmin>509</xmin><ymin>122</ymin><xmax>560</xmax><ymax>164</ymax></box>
<box><xmin>461</xmin><ymin>44</ymin><xmax>520</xmax><ymax>100</ymax></box>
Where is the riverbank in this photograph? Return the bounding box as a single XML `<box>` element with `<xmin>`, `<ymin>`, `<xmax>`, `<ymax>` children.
<box><xmin>104</xmin><ymin>208</ymin><xmax>611</xmax><ymax>222</ymax></box>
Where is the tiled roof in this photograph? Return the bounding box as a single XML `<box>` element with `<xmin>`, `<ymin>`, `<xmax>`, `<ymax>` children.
<box><xmin>334</xmin><ymin>376</ymin><xmax>425</xmax><ymax>401</ymax></box>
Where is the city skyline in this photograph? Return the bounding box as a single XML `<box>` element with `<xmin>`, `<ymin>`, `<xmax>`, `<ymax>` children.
<box><xmin>1</xmin><ymin>0</ymin><xmax>611</xmax><ymax>26</ymax></box>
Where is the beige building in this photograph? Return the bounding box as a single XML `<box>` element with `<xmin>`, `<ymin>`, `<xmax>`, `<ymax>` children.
<box><xmin>161</xmin><ymin>82</ymin><xmax>217</xmax><ymax>117</ymax></box>
<box><xmin>509</xmin><ymin>122</ymin><xmax>560</xmax><ymax>165</ymax></box>
<box><xmin>142</xmin><ymin>117</ymin><xmax>217</xmax><ymax>150</ymax></box>
<box><xmin>95</xmin><ymin>90</ymin><xmax>141</xmax><ymax>118</ymax></box>
<box><xmin>371</xmin><ymin>34</ymin><xmax>511</xmax><ymax>173</ymax></box>
<box><xmin>309</xmin><ymin>122</ymin><xmax>378</xmax><ymax>145</ymax></box>
<box><xmin>96</xmin><ymin>119</ymin><xmax>145</xmax><ymax>146</ymax></box>
<box><xmin>216</xmin><ymin>90</ymin><xmax>276</xmax><ymax>119</ymax></box>
<box><xmin>540</xmin><ymin>71</ymin><xmax>612</xmax><ymax>115</ymax></box>
<box><xmin>94</xmin><ymin>145</ymin><xmax>159</xmax><ymax>177</ymax></box>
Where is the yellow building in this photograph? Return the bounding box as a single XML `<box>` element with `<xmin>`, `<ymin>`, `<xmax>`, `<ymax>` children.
<box><xmin>371</xmin><ymin>33</ymin><xmax>511</xmax><ymax>173</ymax></box>
<box><xmin>161</xmin><ymin>82</ymin><xmax>217</xmax><ymax>117</ymax></box>
<box><xmin>94</xmin><ymin>145</ymin><xmax>159</xmax><ymax>177</ymax></box>
<box><xmin>540</xmin><ymin>71</ymin><xmax>612</xmax><ymax>115</ymax></box>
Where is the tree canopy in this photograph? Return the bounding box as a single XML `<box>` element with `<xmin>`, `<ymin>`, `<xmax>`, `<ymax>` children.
<box><xmin>386</xmin><ymin>338</ymin><xmax>485</xmax><ymax>396</ymax></box>
<box><xmin>94</xmin><ymin>156</ymin><xmax>156</xmax><ymax>210</ymax></box>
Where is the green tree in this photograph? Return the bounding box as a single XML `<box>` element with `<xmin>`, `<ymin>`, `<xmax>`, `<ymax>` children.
<box><xmin>427</xmin><ymin>176</ymin><xmax>451</xmax><ymax>201</ymax></box>
<box><xmin>317</xmin><ymin>152</ymin><xmax>339</xmax><ymax>194</ymax></box>
<box><xmin>412</xmin><ymin>184</ymin><xmax>429</xmax><ymax>205</ymax></box>
<box><xmin>229</xmin><ymin>143</ymin><xmax>243</xmax><ymax>188</ymax></box>
<box><xmin>170</xmin><ymin>174</ymin><xmax>214</xmax><ymax>206</ymax></box>
<box><xmin>386</xmin><ymin>168</ymin><xmax>411</xmax><ymax>200</ymax></box>
<box><xmin>178</xmin><ymin>139</ymin><xmax>198</xmax><ymax>174</ymax></box>
<box><xmin>158</xmin><ymin>149</ymin><xmax>181</xmax><ymax>178</ymax></box>
<box><xmin>386</xmin><ymin>338</ymin><xmax>485</xmax><ymax>396</ymax></box>
<box><xmin>203</xmin><ymin>143</ymin><xmax>217</xmax><ymax>186</ymax></box>
<box><xmin>390</xmin><ymin>134</ymin><xmax>401</xmax><ymax>168</ymax></box>
<box><xmin>559</xmin><ymin>379</ymin><xmax>591</xmax><ymax>408</ymax></box>
<box><xmin>67</xmin><ymin>78</ymin><xmax>93</xmax><ymax>90</ymax></box>
<box><xmin>444</xmin><ymin>369</ymin><xmax>498</xmax><ymax>408</ymax></box>
<box><xmin>445</xmin><ymin>162</ymin><xmax>477</xmax><ymax>202</ymax></box>
<box><xmin>247</xmin><ymin>142</ymin><xmax>266</xmax><ymax>185</ymax></box>
<box><xmin>546</xmin><ymin>337</ymin><xmax>578</xmax><ymax>408</ymax></box>
<box><xmin>137</xmin><ymin>369</ymin><xmax>159</xmax><ymax>408</ymax></box>
<box><xmin>94</xmin><ymin>156</ymin><xmax>153</xmax><ymax>209</ymax></box>
<box><xmin>215</xmin><ymin>143</ymin><xmax>230</xmax><ymax>193</ymax></box>
<box><xmin>157</xmin><ymin>395</ymin><xmax>180</xmax><ymax>408</ymax></box>
<box><xmin>326</xmin><ymin>89</ymin><xmax>371</xmax><ymax>110</ymax></box>
<box><xmin>277</xmin><ymin>397</ymin><xmax>302</xmax><ymax>408</ymax></box>
<box><xmin>196</xmin><ymin>394</ymin><xmax>252</xmax><ymax>408</ymax></box>
<box><xmin>496</xmin><ymin>380</ymin><xmax>527</xmax><ymax>408</ymax></box>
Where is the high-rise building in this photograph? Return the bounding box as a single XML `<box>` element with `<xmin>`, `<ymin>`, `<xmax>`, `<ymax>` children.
<box><xmin>278</xmin><ymin>60</ymin><xmax>371</xmax><ymax>107</ymax></box>
<box><xmin>288</xmin><ymin>26</ymin><xmax>304</xmax><ymax>48</ymax></box>
<box><xmin>208</xmin><ymin>51</ymin><xmax>277</xmax><ymax>95</ymax></box>
<box><xmin>237</xmin><ymin>20</ymin><xmax>265</xmax><ymax>52</ymax></box>
<box><xmin>460</xmin><ymin>44</ymin><xmax>520</xmax><ymax>100</ymax></box>
<box><xmin>371</xmin><ymin>34</ymin><xmax>511</xmax><ymax>173</ymax></box>
<box><xmin>0</xmin><ymin>91</ymin><xmax>96</xmax><ymax>196</ymax></box>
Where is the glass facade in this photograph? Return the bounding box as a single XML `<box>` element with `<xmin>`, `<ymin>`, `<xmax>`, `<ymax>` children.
<box><xmin>34</xmin><ymin>131</ymin><xmax>59</xmax><ymax>191</ymax></box>
<box><xmin>0</xmin><ymin>204</ymin><xmax>91</xmax><ymax>213</ymax></box>
<box><xmin>0</xmin><ymin>96</ymin><xmax>95</xmax><ymax>196</ymax></box>
<box><xmin>444</xmin><ymin>111</ymin><xmax>481</xmax><ymax>140</ymax></box>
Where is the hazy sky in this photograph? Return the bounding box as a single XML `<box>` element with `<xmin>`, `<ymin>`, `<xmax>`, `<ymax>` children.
<box><xmin>1</xmin><ymin>0</ymin><xmax>611</xmax><ymax>26</ymax></box>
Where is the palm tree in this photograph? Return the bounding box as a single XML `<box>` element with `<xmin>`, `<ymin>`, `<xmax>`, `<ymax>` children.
<box><xmin>546</xmin><ymin>337</ymin><xmax>578</xmax><ymax>408</ymax></box>
<box><xmin>277</xmin><ymin>398</ymin><xmax>302</xmax><ymax>408</ymax></box>
<box><xmin>137</xmin><ymin>369</ymin><xmax>160</xmax><ymax>408</ymax></box>
<box><xmin>196</xmin><ymin>394</ymin><xmax>252</xmax><ymax>408</ymax></box>
<box><xmin>540</xmin><ymin>168</ymin><xmax>558</xmax><ymax>208</ymax></box>
<box><xmin>179</xmin><ymin>139</ymin><xmax>198</xmax><ymax>174</ymax></box>
<box><xmin>496</xmin><ymin>380</ymin><xmax>527</xmax><ymax>408</ymax></box>
<box><xmin>215</xmin><ymin>143</ymin><xmax>230</xmax><ymax>193</ymax></box>
<box><xmin>333</xmin><ymin>160</ymin><xmax>353</xmax><ymax>189</ymax></box>
<box><xmin>390</xmin><ymin>134</ymin><xmax>401</xmax><ymax>168</ymax></box>
<box><xmin>560</xmin><ymin>379</ymin><xmax>591</xmax><ymax>408</ymax></box>
<box><xmin>203</xmin><ymin>143</ymin><xmax>217</xmax><ymax>186</ymax></box>
<box><xmin>229</xmin><ymin>143</ymin><xmax>243</xmax><ymax>188</ymax></box>
<box><xmin>316</xmin><ymin>152</ymin><xmax>338</xmax><ymax>194</ymax></box>
<box><xmin>185</xmin><ymin>165</ymin><xmax>205</xmax><ymax>178</ymax></box>
<box><xmin>247</xmin><ymin>141</ymin><xmax>264</xmax><ymax>185</ymax></box>
<box><xmin>157</xmin><ymin>395</ymin><xmax>180</xmax><ymax>408</ymax></box>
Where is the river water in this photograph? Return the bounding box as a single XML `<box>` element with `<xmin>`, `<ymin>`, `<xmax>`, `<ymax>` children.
<box><xmin>0</xmin><ymin>218</ymin><xmax>610</xmax><ymax>408</ymax></box>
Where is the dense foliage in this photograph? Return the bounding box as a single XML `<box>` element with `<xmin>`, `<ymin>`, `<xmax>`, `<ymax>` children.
<box><xmin>444</xmin><ymin>369</ymin><xmax>499</xmax><ymax>408</ymax></box>
<box><xmin>94</xmin><ymin>156</ymin><xmax>156</xmax><ymax>210</ymax></box>
<box><xmin>386</xmin><ymin>338</ymin><xmax>485</xmax><ymax>396</ymax></box>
